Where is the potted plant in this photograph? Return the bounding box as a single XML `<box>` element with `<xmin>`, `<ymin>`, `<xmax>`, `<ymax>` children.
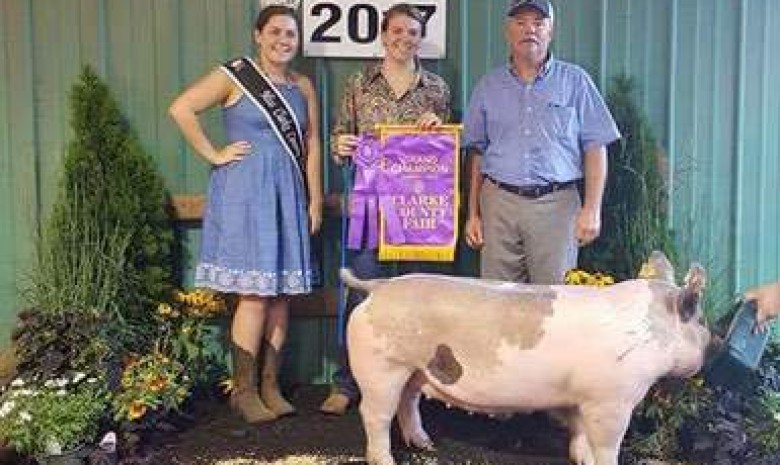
<box><xmin>0</xmin><ymin>373</ymin><xmax>108</xmax><ymax>464</ymax></box>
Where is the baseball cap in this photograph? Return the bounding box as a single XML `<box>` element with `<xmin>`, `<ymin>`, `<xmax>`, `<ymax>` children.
<box><xmin>506</xmin><ymin>0</ymin><xmax>554</xmax><ymax>20</ymax></box>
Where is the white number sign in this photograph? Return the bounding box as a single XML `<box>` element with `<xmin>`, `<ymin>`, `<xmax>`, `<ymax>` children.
<box><xmin>259</xmin><ymin>0</ymin><xmax>301</xmax><ymax>8</ymax></box>
<box><xmin>302</xmin><ymin>0</ymin><xmax>447</xmax><ymax>59</ymax></box>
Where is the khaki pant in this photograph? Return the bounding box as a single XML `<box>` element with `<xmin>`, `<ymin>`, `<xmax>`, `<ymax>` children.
<box><xmin>479</xmin><ymin>179</ymin><xmax>580</xmax><ymax>284</ymax></box>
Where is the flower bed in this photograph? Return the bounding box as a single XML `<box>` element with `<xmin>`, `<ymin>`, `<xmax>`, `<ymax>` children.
<box><xmin>0</xmin><ymin>373</ymin><xmax>107</xmax><ymax>457</ymax></box>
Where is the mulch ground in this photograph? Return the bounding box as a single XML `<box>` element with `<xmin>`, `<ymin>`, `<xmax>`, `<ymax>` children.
<box><xmin>148</xmin><ymin>385</ymin><xmax>575</xmax><ymax>465</ymax></box>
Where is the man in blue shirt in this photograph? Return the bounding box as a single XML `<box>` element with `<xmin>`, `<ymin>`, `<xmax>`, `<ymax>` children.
<box><xmin>463</xmin><ymin>0</ymin><xmax>620</xmax><ymax>283</ymax></box>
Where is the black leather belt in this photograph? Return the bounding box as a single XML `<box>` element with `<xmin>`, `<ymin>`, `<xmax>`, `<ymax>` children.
<box><xmin>485</xmin><ymin>175</ymin><xmax>580</xmax><ymax>199</ymax></box>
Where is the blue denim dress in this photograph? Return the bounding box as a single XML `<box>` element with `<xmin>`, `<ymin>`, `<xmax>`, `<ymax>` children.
<box><xmin>195</xmin><ymin>86</ymin><xmax>313</xmax><ymax>295</ymax></box>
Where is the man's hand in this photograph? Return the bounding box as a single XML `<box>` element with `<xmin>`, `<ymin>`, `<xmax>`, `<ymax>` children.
<box><xmin>745</xmin><ymin>281</ymin><xmax>780</xmax><ymax>333</ymax></box>
<box><xmin>465</xmin><ymin>216</ymin><xmax>484</xmax><ymax>250</ymax></box>
<box><xmin>575</xmin><ymin>206</ymin><xmax>601</xmax><ymax>246</ymax></box>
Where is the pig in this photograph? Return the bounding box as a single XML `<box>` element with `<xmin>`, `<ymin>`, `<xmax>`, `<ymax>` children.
<box><xmin>343</xmin><ymin>251</ymin><xmax>710</xmax><ymax>465</ymax></box>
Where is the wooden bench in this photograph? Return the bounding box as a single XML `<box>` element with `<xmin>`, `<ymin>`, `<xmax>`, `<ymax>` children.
<box><xmin>170</xmin><ymin>194</ymin><xmax>343</xmax><ymax>317</ymax></box>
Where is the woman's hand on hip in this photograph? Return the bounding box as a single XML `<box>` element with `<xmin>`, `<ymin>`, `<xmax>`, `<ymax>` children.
<box><xmin>210</xmin><ymin>141</ymin><xmax>251</xmax><ymax>165</ymax></box>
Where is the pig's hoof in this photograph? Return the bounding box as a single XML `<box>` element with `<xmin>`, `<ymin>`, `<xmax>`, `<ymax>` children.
<box><xmin>366</xmin><ymin>452</ymin><xmax>396</xmax><ymax>465</ymax></box>
<box><xmin>404</xmin><ymin>434</ymin><xmax>435</xmax><ymax>452</ymax></box>
<box><xmin>569</xmin><ymin>435</ymin><xmax>594</xmax><ymax>465</ymax></box>
<box><xmin>413</xmin><ymin>439</ymin><xmax>436</xmax><ymax>452</ymax></box>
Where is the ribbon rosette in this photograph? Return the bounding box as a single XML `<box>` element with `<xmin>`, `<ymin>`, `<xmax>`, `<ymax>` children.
<box><xmin>347</xmin><ymin>135</ymin><xmax>405</xmax><ymax>249</ymax></box>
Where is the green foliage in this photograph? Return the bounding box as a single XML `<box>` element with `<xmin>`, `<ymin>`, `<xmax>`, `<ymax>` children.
<box><xmin>25</xmin><ymin>195</ymin><xmax>132</xmax><ymax>316</ymax></box>
<box><xmin>579</xmin><ymin>75</ymin><xmax>674</xmax><ymax>280</ymax></box>
<box><xmin>11</xmin><ymin>308</ymin><xmax>114</xmax><ymax>383</ymax></box>
<box><xmin>627</xmin><ymin>377</ymin><xmax>713</xmax><ymax>459</ymax></box>
<box><xmin>49</xmin><ymin>66</ymin><xmax>176</xmax><ymax>330</ymax></box>
<box><xmin>112</xmin><ymin>351</ymin><xmax>192</xmax><ymax>424</ymax></box>
<box><xmin>626</xmin><ymin>347</ymin><xmax>780</xmax><ymax>464</ymax></box>
<box><xmin>17</xmin><ymin>194</ymin><xmax>129</xmax><ymax>380</ymax></box>
<box><xmin>112</xmin><ymin>289</ymin><xmax>229</xmax><ymax>430</ymax></box>
<box><xmin>747</xmin><ymin>387</ymin><xmax>780</xmax><ymax>453</ymax></box>
<box><xmin>154</xmin><ymin>290</ymin><xmax>230</xmax><ymax>387</ymax></box>
<box><xmin>0</xmin><ymin>374</ymin><xmax>109</xmax><ymax>456</ymax></box>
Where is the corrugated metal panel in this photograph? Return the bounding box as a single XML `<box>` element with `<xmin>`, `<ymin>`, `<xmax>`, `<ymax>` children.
<box><xmin>1</xmin><ymin>0</ymin><xmax>779</xmax><ymax>374</ymax></box>
<box><xmin>733</xmin><ymin>0</ymin><xmax>780</xmax><ymax>291</ymax></box>
<box><xmin>1</xmin><ymin>0</ymin><xmax>39</xmax><ymax>343</ymax></box>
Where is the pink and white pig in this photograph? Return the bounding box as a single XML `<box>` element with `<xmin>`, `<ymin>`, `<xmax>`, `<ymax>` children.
<box><xmin>344</xmin><ymin>251</ymin><xmax>710</xmax><ymax>465</ymax></box>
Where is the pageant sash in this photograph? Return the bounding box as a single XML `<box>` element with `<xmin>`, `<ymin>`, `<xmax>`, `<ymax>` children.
<box><xmin>221</xmin><ymin>57</ymin><xmax>305</xmax><ymax>183</ymax></box>
<box><xmin>347</xmin><ymin>125</ymin><xmax>461</xmax><ymax>261</ymax></box>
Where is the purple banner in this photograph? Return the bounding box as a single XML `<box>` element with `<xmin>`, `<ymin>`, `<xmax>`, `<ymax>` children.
<box><xmin>348</xmin><ymin>132</ymin><xmax>457</xmax><ymax>252</ymax></box>
<box><xmin>378</xmin><ymin>133</ymin><xmax>456</xmax><ymax>247</ymax></box>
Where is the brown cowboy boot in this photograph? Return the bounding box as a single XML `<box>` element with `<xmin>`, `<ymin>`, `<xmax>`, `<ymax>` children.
<box><xmin>230</xmin><ymin>345</ymin><xmax>277</xmax><ymax>423</ymax></box>
<box><xmin>319</xmin><ymin>390</ymin><xmax>350</xmax><ymax>415</ymax></box>
<box><xmin>259</xmin><ymin>341</ymin><xmax>296</xmax><ymax>416</ymax></box>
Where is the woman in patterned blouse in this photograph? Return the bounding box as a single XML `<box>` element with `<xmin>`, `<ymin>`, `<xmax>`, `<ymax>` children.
<box><xmin>320</xmin><ymin>3</ymin><xmax>452</xmax><ymax>416</ymax></box>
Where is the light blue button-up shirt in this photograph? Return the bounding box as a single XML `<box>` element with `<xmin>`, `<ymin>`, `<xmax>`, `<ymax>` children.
<box><xmin>463</xmin><ymin>57</ymin><xmax>620</xmax><ymax>187</ymax></box>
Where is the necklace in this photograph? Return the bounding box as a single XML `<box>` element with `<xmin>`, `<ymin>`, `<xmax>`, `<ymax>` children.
<box><xmin>253</xmin><ymin>57</ymin><xmax>293</xmax><ymax>88</ymax></box>
<box><xmin>382</xmin><ymin>60</ymin><xmax>417</xmax><ymax>98</ymax></box>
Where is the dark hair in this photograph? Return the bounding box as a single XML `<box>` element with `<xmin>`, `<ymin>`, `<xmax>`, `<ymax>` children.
<box><xmin>381</xmin><ymin>3</ymin><xmax>423</xmax><ymax>32</ymax></box>
<box><xmin>255</xmin><ymin>5</ymin><xmax>297</xmax><ymax>33</ymax></box>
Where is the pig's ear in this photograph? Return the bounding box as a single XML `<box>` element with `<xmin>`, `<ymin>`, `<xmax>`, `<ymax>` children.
<box><xmin>678</xmin><ymin>264</ymin><xmax>706</xmax><ymax>321</ymax></box>
<box><xmin>638</xmin><ymin>250</ymin><xmax>675</xmax><ymax>284</ymax></box>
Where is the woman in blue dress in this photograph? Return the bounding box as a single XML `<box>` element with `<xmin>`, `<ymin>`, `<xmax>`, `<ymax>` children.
<box><xmin>168</xmin><ymin>5</ymin><xmax>322</xmax><ymax>423</ymax></box>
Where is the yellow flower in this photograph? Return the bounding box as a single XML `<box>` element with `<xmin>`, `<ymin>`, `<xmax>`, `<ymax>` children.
<box><xmin>128</xmin><ymin>401</ymin><xmax>147</xmax><ymax>421</ymax></box>
<box><xmin>564</xmin><ymin>269</ymin><xmax>583</xmax><ymax>285</ymax></box>
<box><xmin>565</xmin><ymin>269</ymin><xmax>615</xmax><ymax>286</ymax></box>
<box><xmin>157</xmin><ymin>303</ymin><xmax>173</xmax><ymax>316</ymax></box>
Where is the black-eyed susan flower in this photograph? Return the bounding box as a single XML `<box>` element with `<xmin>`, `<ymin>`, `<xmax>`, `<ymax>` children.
<box><xmin>148</xmin><ymin>375</ymin><xmax>169</xmax><ymax>393</ymax></box>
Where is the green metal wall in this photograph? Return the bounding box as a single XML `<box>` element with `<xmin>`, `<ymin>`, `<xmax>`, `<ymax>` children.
<box><xmin>1</xmin><ymin>0</ymin><xmax>779</xmax><ymax>378</ymax></box>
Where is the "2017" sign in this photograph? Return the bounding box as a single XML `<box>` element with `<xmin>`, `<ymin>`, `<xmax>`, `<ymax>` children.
<box><xmin>302</xmin><ymin>0</ymin><xmax>447</xmax><ymax>58</ymax></box>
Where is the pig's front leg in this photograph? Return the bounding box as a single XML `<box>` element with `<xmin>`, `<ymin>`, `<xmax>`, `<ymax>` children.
<box><xmin>552</xmin><ymin>408</ymin><xmax>594</xmax><ymax>465</ymax></box>
<box><xmin>396</xmin><ymin>373</ymin><xmax>434</xmax><ymax>451</ymax></box>
<box><xmin>580</xmin><ymin>402</ymin><xmax>633</xmax><ymax>465</ymax></box>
